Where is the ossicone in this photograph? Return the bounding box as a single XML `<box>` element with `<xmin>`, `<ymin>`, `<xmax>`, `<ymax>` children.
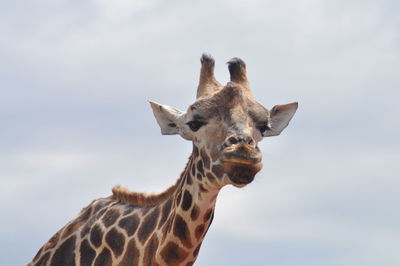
<box><xmin>197</xmin><ymin>53</ymin><xmax>222</xmax><ymax>99</ymax></box>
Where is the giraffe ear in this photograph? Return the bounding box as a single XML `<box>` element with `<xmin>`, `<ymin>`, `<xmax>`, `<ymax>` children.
<box><xmin>149</xmin><ymin>101</ymin><xmax>192</xmax><ymax>140</ymax></box>
<box><xmin>264</xmin><ymin>102</ymin><xmax>298</xmax><ymax>137</ymax></box>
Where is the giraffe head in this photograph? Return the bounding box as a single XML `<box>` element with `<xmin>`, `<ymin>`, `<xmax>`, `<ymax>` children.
<box><xmin>150</xmin><ymin>54</ymin><xmax>297</xmax><ymax>188</ymax></box>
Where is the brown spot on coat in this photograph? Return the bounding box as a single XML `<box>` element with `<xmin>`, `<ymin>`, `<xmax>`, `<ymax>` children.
<box><xmin>138</xmin><ymin>207</ymin><xmax>160</xmax><ymax>244</ymax></box>
<box><xmin>195</xmin><ymin>224</ymin><xmax>205</xmax><ymax>241</ymax></box>
<box><xmin>93</xmin><ymin>199</ymin><xmax>113</xmax><ymax>213</ymax></box>
<box><xmin>50</xmin><ymin>235</ymin><xmax>76</xmax><ymax>266</ymax></box>
<box><xmin>159</xmin><ymin>198</ymin><xmax>172</xmax><ymax>229</ymax></box>
<box><xmin>105</xmin><ymin>228</ymin><xmax>125</xmax><ymax>257</ymax></box>
<box><xmin>212</xmin><ymin>164</ymin><xmax>224</xmax><ymax>178</ymax></box>
<box><xmin>186</xmin><ymin>173</ymin><xmax>193</xmax><ymax>185</ymax></box>
<box><xmin>96</xmin><ymin>208</ymin><xmax>108</xmax><ymax>219</ymax></box>
<box><xmin>120</xmin><ymin>238</ymin><xmax>140</xmax><ymax>266</ymax></box>
<box><xmin>80</xmin><ymin>239</ymin><xmax>96</xmax><ymax>266</ymax></box>
<box><xmin>94</xmin><ymin>248</ymin><xmax>112</xmax><ymax>266</ymax></box>
<box><xmin>206</xmin><ymin>172</ymin><xmax>216</xmax><ymax>183</ymax></box>
<box><xmin>160</xmin><ymin>242</ymin><xmax>189</xmax><ymax>264</ymax></box>
<box><xmin>191</xmin><ymin>164</ymin><xmax>196</xmax><ymax>176</ymax></box>
<box><xmin>173</xmin><ymin>215</ymin><xmax>192</xmax><ymax>248</ymax></box>
<box><xmin>196</xmin><ymin>173</ymin><xmax>203</xmax><ymax>180</ymax></box>
<box><xmin>190</xmin><ymin>205</ymin><xmax>199</xmax><ymax>221</ymax></box>
<box><xmin>35</xmin><ymin>252</ymin><xmax>50</xmax><ymax>266</ymax></box>
<box><xmin>102</xmin><ymin>209</ymin><xmax>120</xmax><ymax>228</ymax></box>
<box><xmin>123</xmin><ymin>205</ymin><xmax>137</xmax><ymax>215</ymax></box>
<box><xmin>79</xmin><ymin>206</ymin><xmax>93</xmax><ymax>221</ymax></box>
<box><xmin>118</xmin><ymin>213</ymin><xmax>140</xmax><ymax>236</ymax></box>
<box><xmin>90</xmin><ymin>224</ymin><xmax>103</xmax><ymax>248</ymax></box>
<box><xmin>141</xmin><ymin>206</ymin><xmax>152</xmax><ymax>216</ymax></box>
<box><xmin>181</xmin><ymin>190</ymin><xmax>192</xmax><ymax>211</ymax></box>
<box><xmin>143</xmin><ymin>233</ymin><xmax>159</xmax><ymax>266</ymax></box>
<box><xmin>80</xmin><ymin>220</ymin><xmax>93</xmax><ymax>238</ymax></box>
<box><xmin>211</xmin><ymin>149</ymin><xmax>220</xmax><ymax>162</ymax></box>
<box><xmin>197</xmin><ymin>160</ymin><xmax>204</xmax><ymax>175</ymax></box>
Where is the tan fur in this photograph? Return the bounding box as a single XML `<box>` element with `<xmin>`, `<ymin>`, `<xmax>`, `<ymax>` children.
<box><xmin>111</xmin><ymin>184</ymin><xmax>179</xmax><ymax>207</ymax></box>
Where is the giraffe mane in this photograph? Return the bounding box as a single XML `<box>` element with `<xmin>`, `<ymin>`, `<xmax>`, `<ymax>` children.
<box><xmin>111</xmin><ymin>183</ymin><xmax>179</xmax><ymax>207</ymax></box>
<box><xmin>111</xmin><ymin>155</ymin><xmax>193</xmax><ymax>206</ymax></box>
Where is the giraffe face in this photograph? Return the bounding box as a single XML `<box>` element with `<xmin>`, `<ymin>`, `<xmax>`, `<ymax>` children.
<box><xmin>185</xmin><ymin>84</ymin><xmax>267</xmax><ymax>186</ymax></box>
<box><xmin>150</xmin><ymin>55</ymin><xmax>298</xmax><ymax>187</ymax></box>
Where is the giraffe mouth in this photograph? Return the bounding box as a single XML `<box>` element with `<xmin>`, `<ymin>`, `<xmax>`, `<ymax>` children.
<box><xmin>221</xmin><ymin>160</ymin><xmax>263</xmax><ymax>185</ymax></box>
<box><xmin>220</xmin><ymin>144</ymin><xmax>263</xmax><ymax>185</ymax></box>
<box><xmin>220</xmin><ymin>157</ymin><xmax>261</xmax><ymax>166</ymax></box>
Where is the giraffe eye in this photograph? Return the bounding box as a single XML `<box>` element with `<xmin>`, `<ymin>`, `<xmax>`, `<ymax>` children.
<box><xmin>187</xmin><ymin>121</ymin><xmax>206</xmax><ymax>132</ymax></box>
<box><xmin>256</xmin><ymin>124</ymin><xmax>269</xmax><ymax>134</ymax></box>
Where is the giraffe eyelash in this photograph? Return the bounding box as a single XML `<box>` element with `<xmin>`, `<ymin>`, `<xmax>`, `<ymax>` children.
<box><xmin>186</xmin><ymin>121</ymin><xmax>206</xmax><ymax>132</ymax></box>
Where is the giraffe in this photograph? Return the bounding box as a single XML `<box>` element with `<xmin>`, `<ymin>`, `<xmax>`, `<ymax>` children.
<box><xmin>28</xmin><ymin>54</ymin><xmax>298</xmax><ymax>266</ymax></box>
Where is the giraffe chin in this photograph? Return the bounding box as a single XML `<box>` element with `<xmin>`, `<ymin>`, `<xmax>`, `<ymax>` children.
<box><xmin>221</xmin><ymin>160</ymin><xmax>263</xmax><ymax>186</ymax></box>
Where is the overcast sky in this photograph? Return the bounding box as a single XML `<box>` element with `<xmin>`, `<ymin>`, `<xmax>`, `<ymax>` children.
<box><xmin>1</xmin><ymin>0</ymin><xmax>399</xmax><ymax>265</ymax></box>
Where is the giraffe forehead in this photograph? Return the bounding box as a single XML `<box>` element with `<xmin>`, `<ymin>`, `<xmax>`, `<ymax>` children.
<box><xmin>189</xmin><ymin>83</ymin><xmax>265</xmax><ymax>121</ymax></box>
<box><xmin>192</xmin><ymin>83</ymin><xmax>244</xmax><ymax>109</ymax></box>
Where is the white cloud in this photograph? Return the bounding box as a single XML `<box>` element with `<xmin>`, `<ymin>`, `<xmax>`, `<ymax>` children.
<box><xmin>93</xmin><ymin>0</ymin><xmax>157</xmax><ymax>21</ymax></box>
<box><xmin>15</xmin><ymin>152</ymin><xmax>90</xmax><ymax>171</ymax></box>
<box><xmin>1</xmin><ymin>0</ymin><xmax>399</xmax><ymax>265</ymax></box>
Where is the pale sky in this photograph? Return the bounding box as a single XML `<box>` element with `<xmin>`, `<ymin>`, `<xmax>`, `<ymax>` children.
<box><xmin>1</xmin><ymin>0</ymin><xmax>399</xmax><ymax>265</ymax></box>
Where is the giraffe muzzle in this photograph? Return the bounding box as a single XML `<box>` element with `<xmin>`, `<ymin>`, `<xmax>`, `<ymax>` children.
<box><xmin>221</xmin><ymin>144</ymin><xmax>262</xmax><ymax>165</ymax></box>
<box><xmin>220</xmin><ymin>144</ymin><xmax>263</xmax><ymax>185</ymax></box>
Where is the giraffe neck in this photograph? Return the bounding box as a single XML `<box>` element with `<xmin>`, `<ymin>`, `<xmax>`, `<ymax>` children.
<box><xmin>28</xmin><ymin>146</ymin><xmax>225</xmax><ymax>266</ymax></box>
<box><xmin>157</xmin><ymin>148</ymin><xmax>221</xmax><ymax>265</ymax></box>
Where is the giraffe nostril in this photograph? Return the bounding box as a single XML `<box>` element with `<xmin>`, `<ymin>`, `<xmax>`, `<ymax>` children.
<box><xmin>228</xmin><ymin>136</ymin><xmax>238</xmax><ymax>145</ymax></box>
<box><xmin>246</xmin><ymin>136</ymin><xmax>254</xmax><ymax>145</ymax></box>
<box><xmin>225</xmin><ymin>135</ymin><xmax>255</xmax><ymax>147</ymax></box>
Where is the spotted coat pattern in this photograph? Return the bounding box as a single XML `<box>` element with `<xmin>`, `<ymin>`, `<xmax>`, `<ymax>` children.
<box><xmin>29</xmin><ymin>149</ymin><xmax>223</xmax><ymax>266</ymax></box>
